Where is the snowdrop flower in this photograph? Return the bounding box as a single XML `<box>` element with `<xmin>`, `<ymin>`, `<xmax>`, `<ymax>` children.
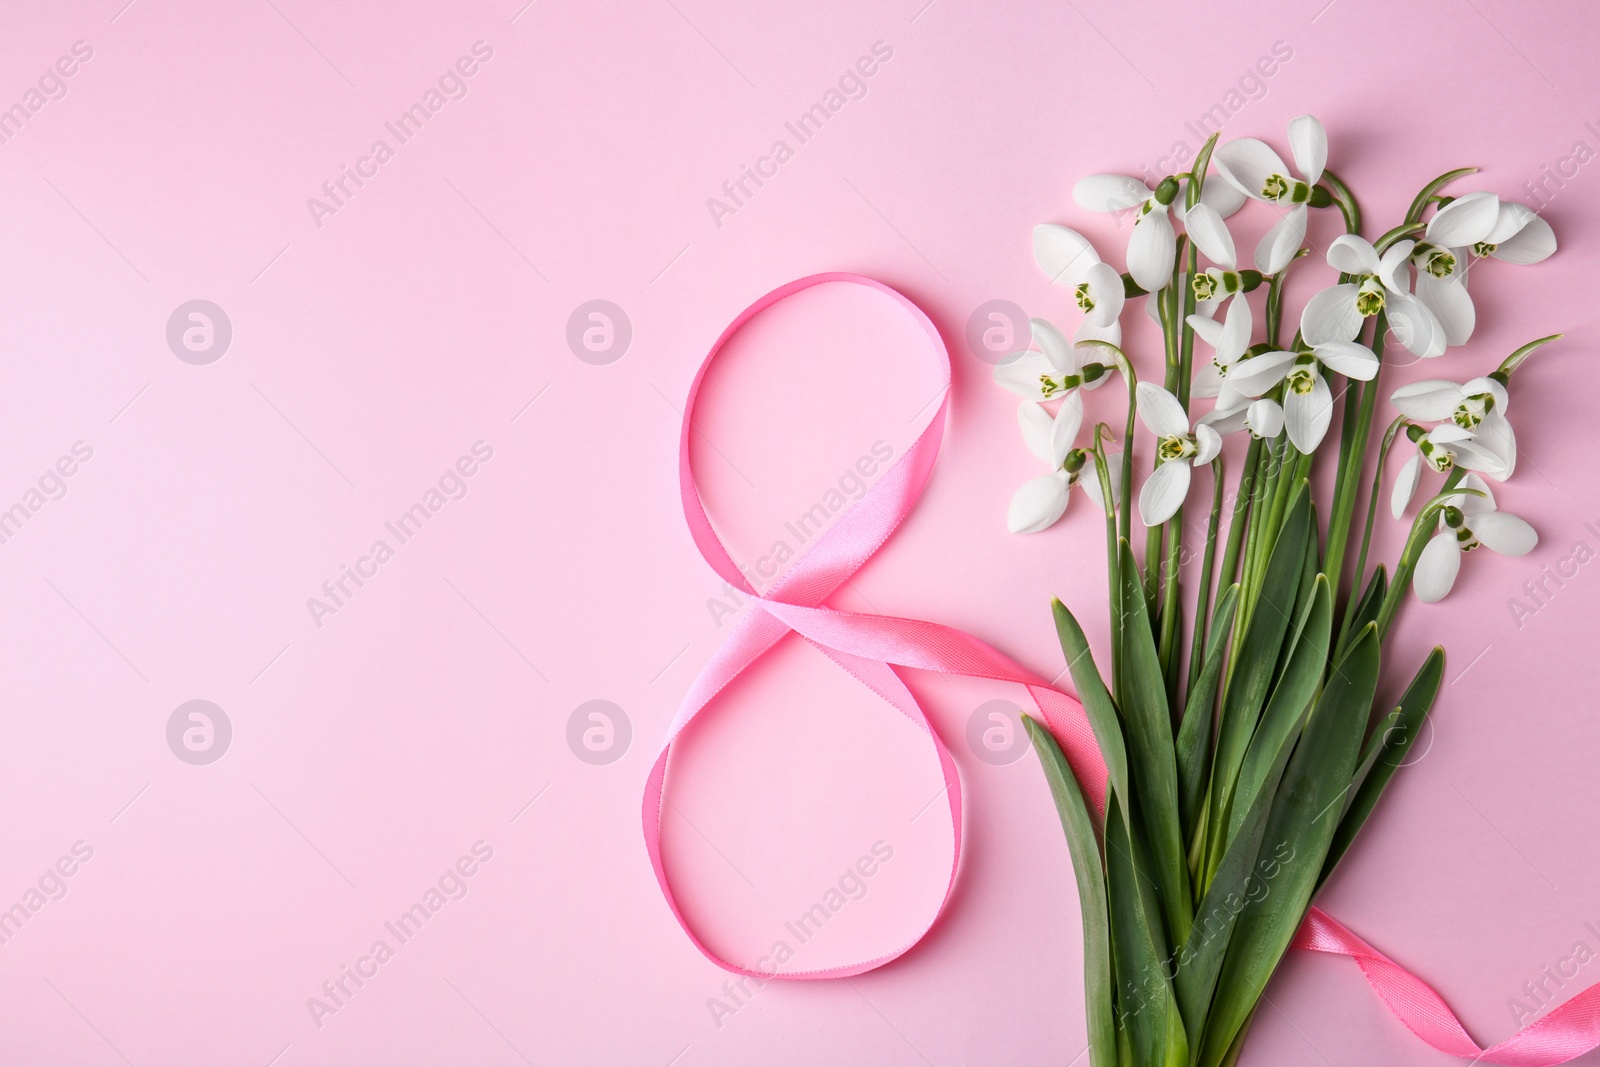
<box><xmin>1032</xmin><ymin>224</ymin><xmax>1126</xmax><ymax>328</ymax></box>
<box><xmin>1183</xmin><ymin>199</ymin><xmax>1267</xmax><ymax>320</ymax></box>
<box><xmin>994</xmin><ymin>318</ymin><xmax>1113</xmax><ymax>402</ymax></box>
<box><xmin>1213</xmin><ymin>340</ymin><xmax>1379</xmax><ymax>453</ymax></box>
<box><xmin>1214</xmin><ymin>114</ymin><xmax>1328</xmax><ymax>273</ymax></box>
<box><xmin>1072</xmin><ymin>175</ymin><xmax>1178</xmax><ymax>292</ymax></box>
<box><xmin>1410</xmin><ymin>193</ymin><xmax>1558</xmax><ymax>348</ymax></box>
<box><xmin>1413</xmin><ymin>474</ymin><xmax>1537</xmax><ymax>603</ymax></box>
<box><xmin>1136</xmin><ymin>382</ymin><xmax>1220</xmax><ymax>526</ymax></box>
<box><xmin>1390</xmin><ymin>376</ymin><xmax>1515</xmax><ymax>476</ymax></box>
<box><xmin>1390</xmin><ymin>422</ymin><xmax>1511</xmax><ymax>518</ymax></box>
<box><xmin>1200</xmin><ymin>395</ymin><xmax>1284</xmax><ymax>440</ymax></box>
<box><xmin>1301</xmin><ymin>234</ymin><xmax>1446</xmax><ymax>358</ymax></box>
<box><xmin>1187</xmin><ymin>296</ymin><xmax>1253</xmax><ymax>399</ymax></box>
<box><xmin>1007</xmin><ymin>398</ymin><xmax>1121</xmax><ymax>533</ymax></box>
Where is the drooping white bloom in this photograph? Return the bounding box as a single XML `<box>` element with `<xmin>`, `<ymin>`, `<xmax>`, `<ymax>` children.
<box><xmin>1215</xmin><ymin>340</ymin><xmax>1379</xmax><ymax>453</ymax></box>
<box><xmin>1032</xmin><ymin>224</ymin><xmax>1126</xmax><ymax>327</ymax></box>
<box><xmin>1136</xmin><ymin>382</ymin><xmax>1221</xmax><ymax>526</ymax></box>
<box><xmin>1071</xmin><ymin>176</ymin><xmax>1177</xmax><ymax>293</ymax></box>
<box><xmin>1301</xmin><ymin>235</ymin><xmax>1446</xmax><ymax>358</ymax></box>
<box><xmin>1200</xmin><ymin>395</ymin><xmax>1284</xmax><ymax>440</ymax></box>
<box><xmin>994</xmin><ymin>317</ymin><xmax>1114</xmax><ymax>402</ymax></box>
<box><xmin>1007</xmin><ymin>397</ymin><xmax>1121</xmax><ymax>533</ymax></box>
<box><xmin>1187</xmin><ymin>296</ymin><xmax>1253</xmax><ymax>399</ymax></box>
<box><xmin>1413</xmin><ymin>474</ymin><xmax>1537</xmax><ymax>602</ymax></box>
<box><xmin>1390</xmin><ymin>376</ymin><xmax>1515</xmax><ymax>476</ymax></box>
<box><xmin>1389</xmin><ymin>423</ymin><xmax>1511</xmax><ymax>518</ymax></box>
<box><xmin>1214</xmin><ymin>114</ymin><xmax>1327</xmax><ymax>273</ymax></box>
<box><xmin>1410</xmin><ymin>193</ymin><xmax>1558</xmax><ymax>348</ymax></box>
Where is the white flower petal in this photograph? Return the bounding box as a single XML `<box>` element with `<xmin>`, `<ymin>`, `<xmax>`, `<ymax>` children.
<box><xmin>1449</xmin><ymin>472</ymin><xmax>1496</xmax><ymax>513</ymax></box>
<box><xmin>1493</xmin><ymin>215</ymin><xmax>1557</xmax><ymax>264</ymax></box>
<box><xmin>1199</xmin><ymin>400</ymin><xmax>1249</xmax><ymax>435</ymax></box>
<box><xmin>1391</xmin><ymin>380</ymin><xmax>1465</xmax><ymax>421</ymax></box>
<box><xmin>1008</xmin><ymin>470</ymin><xmax>1072</xmax><ymax>534</ymax></box>
<box><xmin>1248</xmin><ymin>398</ymin><xmax>1284</xmax><ymax>438</ymax></box>
<box><xmin>1452</xmin><ymin>439</ymin><xmax>1511</xmax><ymax>480</ymax></box>
<box><xmin>1472</xmin><ymin>512</ymin><xmax>1538</xmax><ymax>557</ymax></box>
<box><xmin>1128</xmin><ymin>206</ymin><xmax>1177</xmax><ymax>292</ymax></box>
<box><xmin>1413</xmin><ymin>532</ymin><xmax>1461</xmax><ymax>602</ymax></box>
<box><xmin>1200</xmin><ymin>175</ymin><xmax>1248</xmax><ymax>218</ymax></box>
<box><xmin>1486</xmin><ymin>200</ymin><xmax>1536</xmax><ymax>244</ymax></box>
<box><xmin>1139</xmin><ymin>458</ymin><xmax>1192</xmax><ymax>526</ymax></box>
<box><xmin>1413</xmin><ymin>272</ymin><xmax>1476</xmax><ymax>348</ymax></box>
<box><xmin>1031</xmin><ymin>317</ymin><xmax>1075</xmax><ymax>373</ymax></box>
<box><xmin>1314</xmin><ymin>340</ymin><xmax>1380</xmax><ymax>380</ymax></box>
<box><xmin>1301</xmin><ymin>283</ymin><xmax>1363</xmax><ymax>345</ymax></box>
<box><xmin>1287</xmin><ymin>115</ymin><xmax>1327</xmax><ymax>184</ymax></box>
<box><xmin>1051</xmin><ymin>392</ymin><xmax>1085</xmax><ymax>465</ymax></box>
<box><xmin>1392</xmin><ymin>452</ymin><xmax>1422</xmax><ymax>518</ymax></box>
<box><xmin>1192</xmin><ymin>361</ymin><xmax>1226</xmax><ymax>399</ymax></box>
<box><xmin>1073</xmin><ymin>174</ymin><xmax>1153</xmax><ymax>213</ymax></box>
<box><xmin>1183</xmin><ymin>202</ymin><xmax>1237</xmax><ymax>269</ymax></box>
<box><xmin>1187</xmin><ymin>312</ymin><xmax>1225</xmax><ymax>350</ymax></box>
<box><xmin>1327</xmin><ymin>234</ymin><xmax>1381</xmax><ymax>276</ymax></box>
<box><xmin>1425</xmin><ymin>191</ymin><xmax>1500</xmax><ymax>247</ymax></box>
<box><xmin>1033</xmin><ymin>224</ymin><xmax>1099</xmax><ymax>287</ymax></box>
<box><xmin>1473</xmin><ymin>411</ymin><xmax>1517</xmax><ymax>478</ymax></box>
<box><xmin>994</xmin><ymin>352</ymin><xmax>1058</xmax><ymax>400</ymax></box>
<box><xmin>1379</xmin><ymin>240</ymin><xmax>1415</xmax><ymax>295</ymax></box>
<box><xmin>1084</xmin><ymin>260</ymin><xmax>1126</xmax><ymax>327</ymax></box>
<box><xmin>1285</xmin><ymin>372</ymin><xmax>1334</xmax><ymax>453</ymax></box>
<box><xmin>1386</xmin><ymin>291</ymin><xmax>1447</xmax><ymax>358</ymax></box>
<box><xmin>1226</xmin><ymin>349</ymin><xmax>1298</xmax><ymax>396</ymax></box>
<box><xmin>1017</xmin><ymin>401</ymin><xmax>1057</xmax><ymax>464</ymax></box>
<box><xmin>1080</xmin><ymin>451</ymin><xmax>1122</xmax><ymax>509</ymax></box>
<box><xmin>1255</xmin><ymin>206</ymin><xmax>1307</xmax><ymax>274</ymax></box>
<box><xmin>1465</xmin><ymin>376</ymin><xmax>1510</xmax><ymax>412</ymax></box>
<box><xmin>1217</xmin><ymin>287</ymin><xmax>1253</xmax><ymax>359</ymax></box>
<box><xmin>1136</xmin><ymin>382</ymin><xmax>1191</xmax><ymax>438</ymax></box>
<box><xmin>1213</xmin><ymin>138</ymin><xmax>1291</xmax><ymax>201</ymax></box>
<box><xmin>1194</xmin><ymin>423</ymin><xmax>1222</xmax><ymax>465</ymax></box>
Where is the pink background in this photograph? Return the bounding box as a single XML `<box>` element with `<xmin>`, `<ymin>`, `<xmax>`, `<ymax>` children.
<box><xmin>1</xmin><ymin>0</ymin><xmax>1597</xmax><ymax>1063</ymax></box>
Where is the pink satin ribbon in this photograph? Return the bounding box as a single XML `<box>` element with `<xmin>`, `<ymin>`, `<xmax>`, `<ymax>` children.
<box><xmin>644</xmin><ymin>272</ymin><xmax>1600</xmax><ymax>1063</ymax></box>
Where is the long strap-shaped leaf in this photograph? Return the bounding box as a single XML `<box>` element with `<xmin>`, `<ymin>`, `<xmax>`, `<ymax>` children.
<box><xmin>1176</xmin><ymin>584</ymin><xmax>1239</xmax><ymax>846</ymax></box>
<box><xmin>1319</xmin><ymin>646</ymin><xmax>1445</xmax><ymax>883</ymax></box>
<box><xmin>1117</xmin><ymin>538</ymin><xmax>1193</xmax><ymax>944</ymax></box>
<box><xmin>1205</xmin><ymin>486</ymin><xmax>1312</xmax><ymax>878</ymax></box>
<box><xmin>1198</xmin><ymin>623</ymin><xmax>1381</xmax><ymax>1067</ymax></box>
<box><xmin>1106</xmin><ymin>792</ymin><xmax>1189</xmax><ymax>1067</ymax></box>
<box><xmin>1024</xmin><ymin>716</ymin><xmax>1117</xmax><ymax>1067</ymax></box>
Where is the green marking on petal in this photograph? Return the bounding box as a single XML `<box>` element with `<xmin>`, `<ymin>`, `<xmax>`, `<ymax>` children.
<box><xmin>1472</xmin><ymin>241</ymin><xmax>1498</xmax><ymax>257</ymax></box>
<box><xmin>1075</xmin><ymin>282</ymin><xmax>1095</xmax><ymax>312</ymax></box>
<box><xmin>1157</xmin><ymin>434</ymin><xmax>1197</xmax><ymax>461</ymax></box>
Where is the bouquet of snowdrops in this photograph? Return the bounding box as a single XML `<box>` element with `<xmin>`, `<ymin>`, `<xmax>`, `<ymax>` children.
<box><xmin>996</xmin><ymin>115</ymin><xmax>1558</xmax><ymax>1067</ymax></box>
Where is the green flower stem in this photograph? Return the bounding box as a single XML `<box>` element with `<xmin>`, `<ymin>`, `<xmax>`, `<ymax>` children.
<box><xmin>1187</xmin><ymin>455</ymin><xmax>1227</xmax><ymax>695</ymax></box>
<box><xmin>1232</xmin><ymin>433</ymin><xmax>1282</xmax><ymax>655</ymax></box>
<box><xmin>1092</xmin><ymin>426</ymin><xmax>1123</xmax><ymax>676</ymax></box>
<box><xmin>1320</xmin><ymin>167</ymin><xmax>1361</xmax><ymax>234</ymax></box>
<box><xmin>1323</xmin><ymin>312</ymin><xmax>1387</xmax><ymax>605</ymax></box>
<box><xmin>1216</xmin><ymin>435</ymin><xmax>1262</xmax><ymax>594</ymax></box>
<box><xmin>1338</xmin><ymin>415</ymin><xmax>1406</xmax><ymax>651</ymax></box>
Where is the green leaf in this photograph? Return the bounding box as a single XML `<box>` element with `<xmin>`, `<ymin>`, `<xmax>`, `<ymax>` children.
<box><xmin>1405</xmin><ymin>166</ymin><xmax>1478</xmax><ymax>224</ymax></box>
<box><xmin>1176</xmin><ymin>585</ymin><xmax>1239</xmax><ymax>843</ymax></box>
<box><xmin>1105</xmin><ymin>792</ymin><xmax>1187</xmax><ymax>1067</ymax></box>
<box><xmin>1224</xmin><ymin>576</ymin><xmax>1332</xmax><ymax>851</ymax></box>
<box><xmin>1340</xmin><ymin>564</ymin><xmax>1387</xmax><ymax>655</ymax></box>
<box><xmin>1206</xmin><ymin>486</ymin><xmax>1312</xmax><ymax>871</ymax></box>
<box><xmin>1173</xmin><ymin>715</ymin><xmax>1297</xmax><ymax>1049</ymax></box>
<box><xmin>1319</xmin><ymin>646</ymin><xmax>1445</xmax><ymax>883</ymax></box>
<box><xmin>1117</xmin><ymin>538</ymin><xmax>1193</xmax><ymax>943</ymax></box>
<box><xmin>1023</xmin><ymin>716</ymin><xmax>1116</xmax><ymax>1067</ymax></box>
<box><xmin>1054</xmin><ymin>599</ymin><xmax>1131</xmax><ymax>832</ymax></box>
<box><xmin>1197</xmin><ymin>624</ymin><xmax>1381</xmax><ymax>1067</ymax></box>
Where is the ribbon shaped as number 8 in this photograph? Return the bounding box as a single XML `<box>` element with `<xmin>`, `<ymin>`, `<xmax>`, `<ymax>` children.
<box><xmin>643</xmin><ymin>273</ymin><xmax>1600</xmax><ymax>1065</ymax></box>
<box><xmin>641</xmin><ymin>272</ymin><xmax>1107</xmax><ymax>979</ymax></box>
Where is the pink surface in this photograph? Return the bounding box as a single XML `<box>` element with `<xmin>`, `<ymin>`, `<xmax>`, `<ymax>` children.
<box><xmin>0</xmin><ymin>0</ymin><xmax>1596</xmax><ymax>1064</ymax></box>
